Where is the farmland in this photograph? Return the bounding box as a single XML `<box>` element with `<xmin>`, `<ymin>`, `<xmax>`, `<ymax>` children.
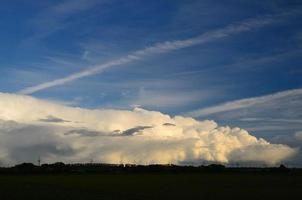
<box><xmin>0</xmin><ymin>171</ymin><xmax>301</xmax><ymax>200</ymax></box>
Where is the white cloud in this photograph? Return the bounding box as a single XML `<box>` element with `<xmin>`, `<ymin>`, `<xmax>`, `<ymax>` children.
<box><xmin>18</xmin><ymin>11</ymin><xmax>295</xmax><ymax>95</ymax></box>
<box><xmin>82</xmin><ymin>50</ymin><xmax>90</xmax><ymax>61</ymax></box>
<box><xmin>184</xmin><ymin>88</ymin><xmax>302</xmax><ymax>143</ymax></box>
<box><xmin>295</xmin><ymin>131</ymin><xmax>302</xmax><ymax>141</ymax></box>
<box><xmin>0</xmin><ymin>92</ymin><xmax>296</xmax><ymax>166</ymax></box>
<box><xmin>131</xmin><ymin>88</ymin><xmax>205</xmax><ymax>108</ymax></box>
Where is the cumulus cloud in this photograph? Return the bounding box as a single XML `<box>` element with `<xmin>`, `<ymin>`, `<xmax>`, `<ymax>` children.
<box><xmin>185</xmin><ymin>88</ymin><xmax>302</xmax><ymax>145</ymax></box>
<box><xmin>0</xmin><ymin>93</ymin><xmax>296</xmax><ymax>166</ymax></box>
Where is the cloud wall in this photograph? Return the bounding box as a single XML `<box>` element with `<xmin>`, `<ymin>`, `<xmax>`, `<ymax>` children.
<box><xmin>0</xmin><ymin>93</ymin><xmax>296</xmax><ymax>165</ymax></box>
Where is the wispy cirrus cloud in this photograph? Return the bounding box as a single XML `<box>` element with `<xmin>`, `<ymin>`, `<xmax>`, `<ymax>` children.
<box><xmin>186</xmin><ymin>88</ymin><xmax>302</xmax><ymax>117</ymax></box>
<box><xmin>28</xmin><ymin>0</ymin><xmax>105</xmax><ymax>40</ymax></box>
<box><xmin>18</xmin><ymin>11</ymin><xmax>298</xmax><ymax>95</ymax></box>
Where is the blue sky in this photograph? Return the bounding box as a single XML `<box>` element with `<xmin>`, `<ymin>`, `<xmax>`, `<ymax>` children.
<box><xmin>1</xmin><ymin>1</ymin><xmax>302</xmax><ymax>142</ymax></box>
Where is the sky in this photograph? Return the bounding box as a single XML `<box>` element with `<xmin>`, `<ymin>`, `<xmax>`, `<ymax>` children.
<box><xmin>0</xmin><ymin>0</ymin><xmax>302</xmax><ymax>166</ymax></box>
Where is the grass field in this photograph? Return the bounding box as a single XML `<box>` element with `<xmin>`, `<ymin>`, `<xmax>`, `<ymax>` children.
<box><xmin>0</xmin><ymin>172</ymin><xmax>301</xmax><ymax>200</ymax></box>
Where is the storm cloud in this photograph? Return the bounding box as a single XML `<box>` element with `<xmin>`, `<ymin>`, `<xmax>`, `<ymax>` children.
<box><xmin>0</xmin><ymin>92</ymin><xmax>297</xmax><ymax>166</ymax></box>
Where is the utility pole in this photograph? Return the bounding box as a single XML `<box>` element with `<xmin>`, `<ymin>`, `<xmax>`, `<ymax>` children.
<box><xmin>38</xmin><ymin>156</ymin><xmax>41</xmax><ymax>166</ymax></box>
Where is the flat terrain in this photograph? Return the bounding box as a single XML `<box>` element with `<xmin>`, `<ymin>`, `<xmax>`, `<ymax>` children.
<box><xmin>0</xmin><ymin>172</ymin><xmax>301</xmax><ymax>200</ymax></box>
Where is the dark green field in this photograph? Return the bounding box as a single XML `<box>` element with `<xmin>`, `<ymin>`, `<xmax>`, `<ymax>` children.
<box><xmin>0</xmin><ymin>172</ymin><xmax>301</xmax><ymax>200</ymax></box>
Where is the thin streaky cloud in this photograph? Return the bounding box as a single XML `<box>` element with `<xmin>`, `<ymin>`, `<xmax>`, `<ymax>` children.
<box><xmin>167</xmin><ymin>49</ymin><xmax>302</xmax><ymax>78</ymax></box>
<box><xmin>19</xmin><ymin>12</ymin><xmax>295</xmax><ymax>95</ymax></box>
<box><xmin>240</xmin><ymin>118</ymin><xmax>302</xmax><ymax>123</ymax></box>
<box><xmin>186</xmin><ymin>88</ymin><xmax>302</xmax><ymax>117</ymax></box>
<box><xmin>28</xmin><ymin>0</ymin><xmax>103</xmax><ymax>40</ymax></box>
